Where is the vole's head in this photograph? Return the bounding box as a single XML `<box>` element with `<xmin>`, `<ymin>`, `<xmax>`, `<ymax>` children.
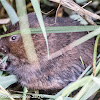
<box><xmin>0</xmin><ymin>34</ymin><xmax>27</xmax><ymax>56</ymax></box>
<box><xmin>0</xmin><ymin>17</ymin><xmax>40</xmax><ymax>72</ymax></box>
<box><xmin>0</xmin><ymin>33</ymin><xmax>27</xmax><ymax>71</ymax></box>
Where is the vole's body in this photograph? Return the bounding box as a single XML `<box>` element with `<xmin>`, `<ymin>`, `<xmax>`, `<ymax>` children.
<box><xmin>0</xmin><ymin>13</ymin><xmax>94</xmax><ymax>90</ymax></box>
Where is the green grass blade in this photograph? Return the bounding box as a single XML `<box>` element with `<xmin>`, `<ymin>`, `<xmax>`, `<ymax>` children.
<box><xmin>0</xmin><ymin>25</ymin><xmax>100</xmax><ymax>38</ymax></box>
<box><xmin>0</xmin><ymin>0</ymin><xmax>19</xmax><ymax>24</ymax></box>
<box><xmin>92</xmin><ymin>76</ymin><xmax>100</xmax><ymax>87</ymax></box>
<box><xmin>70</xmin><ymin>27</ymin><xmax>100</xmax><ymax>48</ymax></box>
<box><xmin>79</xmin><ymin>76</ymin><xmax>100</xmax><ymax>100</ymax></box>
<box><xmin>30</xmin><ymin>25</ymin><xmax>100</xmax><ymax>33</ymax></box>
<box><xmin>74</xmin><ymin>72</ymin><xmax>100</xmax><ymax>100</ymax></box>
<box><xmin>61</xmin><ymin>76</ymin><xmax>90</xmax><ymax>97</ymax></box>
<box><xmin>78</xmin><ymin>65</ymin><xmax>91</xmax><ymax>80</ymax></box>
<box><xmin>74</xmin><ymin>79</ymin><xmax>92</xmax><ymax>100</ymax></box>
<box><xmin>31</xmin><ymin>0</ymin><xmax>49</xmax><ymax>56</ymax></box>
<box><xmin>16</xmin><ymin>0</ymin><xmax>39</xmax><ymax>64</ymax></box>
<box><xmin>93</xmin><ymin>35</ymin><xmax>100</xmax><ymax>76</ymax></box>
<box><xmin>0</xmin><ymin>75</ymin><xmax>17</xmax><ymax>89</ymax></box>
<box><xmin>22</xmin><ymin>87</ymin><xmax>28</xmax><ymax>100</ymax></box>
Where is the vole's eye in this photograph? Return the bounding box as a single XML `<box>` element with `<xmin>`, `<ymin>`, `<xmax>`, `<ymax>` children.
<box><xmin>10</xmin><ymin>35</ymin><xmax>19</xmax><ymax>41</ymax></box>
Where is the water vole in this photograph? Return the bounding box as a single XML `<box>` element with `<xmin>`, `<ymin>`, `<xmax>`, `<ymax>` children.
<box><xmin>0</xmin><ymin>13</ymin><xmax>94</xmax><ymax>90</ymax></box>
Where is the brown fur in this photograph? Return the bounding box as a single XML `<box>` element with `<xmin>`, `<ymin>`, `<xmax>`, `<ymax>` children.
<box><xmin>0</xmin><ymin>13</ymin><xmax>94</xmax><ymax>90</ymax></box>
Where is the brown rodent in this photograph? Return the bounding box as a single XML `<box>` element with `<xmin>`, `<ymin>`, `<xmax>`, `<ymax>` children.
<box><xmin>0</xmin><ymin>13</ymin><xmax>94</xmax><ymax>90</ymax></box>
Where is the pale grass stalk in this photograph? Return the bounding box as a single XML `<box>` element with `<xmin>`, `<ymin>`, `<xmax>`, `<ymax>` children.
<box><xmin>0</xmin><ymin>85</ymin><xmax>15</xmax><ymax>100</ymax></box>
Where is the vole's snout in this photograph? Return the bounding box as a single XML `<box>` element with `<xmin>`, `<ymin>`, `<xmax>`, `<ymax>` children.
<box><xmin>0</xmin><ymin>48</ymin><xmax>10</xmax><ymax>71</ymax></box>
<box><xmin>0</xmin><ymin>46</ymin><xmax>10</xmax><ymax>54</ymax></box>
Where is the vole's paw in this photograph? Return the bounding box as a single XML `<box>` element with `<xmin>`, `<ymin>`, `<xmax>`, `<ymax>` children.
<box><xmin>0</xmin><ymin>58</ymin><xmax>10</xmax><ymax>71</ymax></box>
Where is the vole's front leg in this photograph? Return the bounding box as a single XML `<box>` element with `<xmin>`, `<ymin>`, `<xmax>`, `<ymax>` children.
<box><xmin>0</xmin><ymin>58</ymin><xmax>8</xmax><ymax>71</ymax></box>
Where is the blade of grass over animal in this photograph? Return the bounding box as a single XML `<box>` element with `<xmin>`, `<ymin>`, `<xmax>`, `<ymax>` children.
<box><xmin>65</xmin><ymin>66</ymin><xmax>92</xmax><ymax>99</ymax></box>
<box><xmin>0</xmin><ymin>75</ymin><xmax>17</xmax><ymax>89</ymax></box>
<box><xmin>55</xmin><ymin>66</ymin><xmax>91</xmax><ymax>98</ymax></box>
<box><xmin>48</xmin><ymin>27</ymin><xmax>100</xmax><ymax>60</ymax></box>
<box><xmin>0</xmin><ymin>25</ymin><xmax>100</xmax><ymax>38</ymax></box>
<box><xmin>85</xmin><ymin>68</ymin><xmax>92</xmax><ymax>76</ymax></box>
<box><xmin>60</xmin><ymin>76</ymin><xmax>90</xmax><ymax>97</ymax></box>
<box><xmin>30</xmin><ymin>25</ymin><xmax>100</xmax><ymax>33</ymax></box>
<box><xmin>80</xmin><ymin>85</ymin><xmax>98</xmax><ymax>100</ymax></box>
<box><xmin>0</xmin><ymin>85</ymin><xmax>15</xmax><ymax>100</ymax></box>
<box><xmin>15</xmin><ymin>0</ymin><xmax>39</xmax><ymax>66</ymax></box>
<box><xmin>74</xmin><ymin>79</ymin><xmax>92</xmax><ymax>100</ymax></box>
<box><xmin>0</xmin><ymin>0</ymin><xmax>19</xmax><ymax>24</ymax></box>
<box><xmin>76</xmin><ymin>59</ymin><xmax>100</xmax><ymax>99</ymax></box>
<box><xmin>78</xmin><ymin>65</ymin><xmax>91</xmax><ymax>80</ymax></box>
<box><xmin>55</xmin><ymin>83</ymin><xmax>72</xmax><ymax>98</ymax></box>
<box><xmin>22</xmin><ymin>87</ymin><xmax>28</xmax><ymax>100</ymax></box>
<box><xmin>74</xmin><ymin>71</ymin><xmax>100</xmax><ymax>100</ymax></box>
<box><xmin>93</xmin><ymin>35</ymin><xmax>100</xmax><ymax>76</ymax></box>
<box><xmin>31</xmin><ymin>0</ymin><xmax>49</xmax><ymax>57</ymax></box>
<box><xmin>0</xmin><ymin>31</ymin><xmax>19</xmax><ymax>38</ymax></box>
<box><xmin>23</xmin><ymin>25</ymin><xmax>100</xmax><ymax>34</ymax></box>
<box><xmin>69</xmin><ymin>27</ymin><xmax>100</xmax><ymax>49</ymax></box>
<box><xmin>92</xmin><ymin>76</ymin><xmax>100</xmax><ymax>87</ymax></box>
<box><xmin>80</xmin><ymin>76</ymin><xmax>100</xmax><ymax>100</ymax></box>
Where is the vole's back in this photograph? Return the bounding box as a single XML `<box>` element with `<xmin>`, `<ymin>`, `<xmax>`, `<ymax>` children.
<box><xmin>0</xmin><ymin>13</ymin><xmax>94</xmax><ymax>90</ymax></box>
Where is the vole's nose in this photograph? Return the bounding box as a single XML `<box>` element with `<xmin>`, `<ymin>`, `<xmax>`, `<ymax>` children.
<box><xmin>0</xmin><ymin>46</ymin><xmax>10</xmax><ymax>54</ymax></box>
